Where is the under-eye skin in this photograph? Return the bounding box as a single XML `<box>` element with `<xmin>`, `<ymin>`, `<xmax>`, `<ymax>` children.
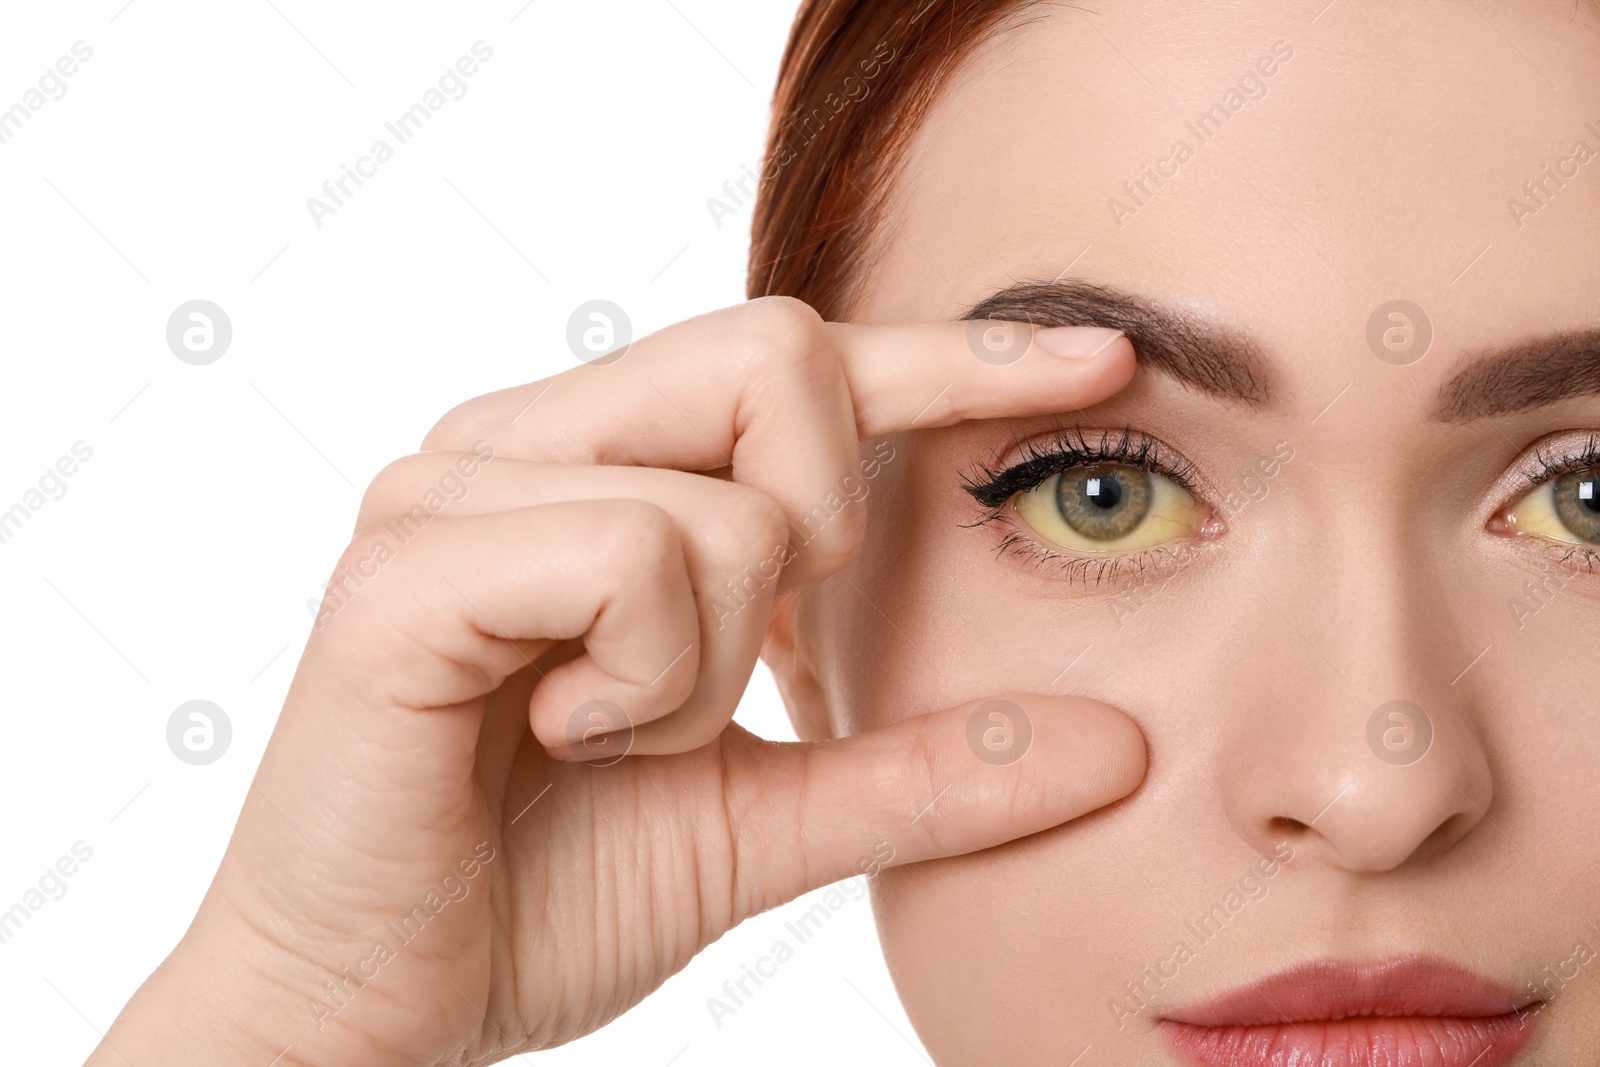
<box><xmin>962</xmin><ymin>428</ymin><xmax>1215</xmax><ymax>584</ymax></box>
<box><xmin>1493</xmin><ymin>431</ymin><xmax>1600</xmax><ymax>570</ymax></box>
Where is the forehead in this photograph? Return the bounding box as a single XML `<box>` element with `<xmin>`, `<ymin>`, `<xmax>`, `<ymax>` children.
<box><xmin>863</xmin><ymin>0</ymin><xmax>1600</xmax><ymax>395</ymax></box>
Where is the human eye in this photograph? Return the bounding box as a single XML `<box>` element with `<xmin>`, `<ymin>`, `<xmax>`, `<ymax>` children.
<box><xmin>962</xmin><ymin>428</ymin><xmax>1219</xmax><ymax>584</ymax></box>
<box><xmin>1496</xmin><ymin>432</ymin><xmax>1600</xmax><ymax>568</ymax></box>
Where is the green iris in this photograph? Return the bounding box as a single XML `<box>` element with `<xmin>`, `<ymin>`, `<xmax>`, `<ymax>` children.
<box><xmin>1552</xmin><ymin>469</ymin><xmax>1600</xmax><ymax>542</ymax></box>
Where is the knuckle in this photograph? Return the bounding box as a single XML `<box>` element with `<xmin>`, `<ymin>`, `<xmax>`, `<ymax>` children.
<box><xmin>356</xmin><ymin>454</ymin><xmax>432</xmax><ymax>531</ymax></box>
<box><xmin>356</xmin><ymin>452</ymin><xmax>479</xmax><ymax>537</ymax></box>
<box><xmin>785</xmin><ymin>487</ymin><xmax>868</xmax><ymax>575</ymax></box>
<box><xmin>906</xmin><ymin>716</ymin><xmax>944</xmax><ymax>801</ymax></box>
<box><xmin>312</xmin><ymin>530</ymin><xmax>407</xmax><ymax>634</ymax></box>
<box><xmin>734</xmin><ymin>296</ymin><xmax>824</xmax><ymax>368</ymax></box>
<box><xmin>716</xmin><ymin>486</ymin><xmax>791</xmax><ymax>562</ymax></box>
<box><xmin>903</xmin><ymin>717</ymin><xmax>955</xmax><ymax>850</ymax></box>
<box><xmin>421</xmin><ymin>395</ymin><xmax>490</xmax><ymax>452</ymax></box>
<box><xmin>593</xmin><ymin>498</ymin><xmax>684</xmax><ymax>575</ymax></box>
<box><xmin>796</xmin><ymin>535</ymin><xmax>860</xmax><ymax>582</ymax></box>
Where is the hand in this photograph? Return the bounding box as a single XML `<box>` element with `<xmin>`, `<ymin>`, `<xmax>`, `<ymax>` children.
<box><xmin>88</xmin><ymin>298</ymin><xmax>1146</xmax><ymax>1067</ymax></box>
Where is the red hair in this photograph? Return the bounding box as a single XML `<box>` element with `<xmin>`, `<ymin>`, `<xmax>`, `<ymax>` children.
<box><xmin>747</xmin><ymin>0</ymin><xmax>1043</xmax><ymax>319</ymax></box>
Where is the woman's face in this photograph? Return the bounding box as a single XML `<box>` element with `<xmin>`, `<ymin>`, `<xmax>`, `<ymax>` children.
<box><xmin>783</xmin><ymin>1</ymin><xmax>1600</xmax><ymax>1062</ymax></box>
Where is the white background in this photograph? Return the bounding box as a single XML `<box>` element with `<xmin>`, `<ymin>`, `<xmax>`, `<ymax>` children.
<box><xmin>0</xmin><ymin>3</ymin><xmax>928</xmax><ymax>1063</ymax></box>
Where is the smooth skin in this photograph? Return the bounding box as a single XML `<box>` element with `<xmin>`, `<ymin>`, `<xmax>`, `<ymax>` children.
<box><xmin>766</xmin><ymin>2</ymin><xmax>1600</xmax><ymax>1063</ymax></box>
<box><xmin>86</xmin><ymin>301</ymin><xmax>1146</xmax><ymax>1066</ymax></box>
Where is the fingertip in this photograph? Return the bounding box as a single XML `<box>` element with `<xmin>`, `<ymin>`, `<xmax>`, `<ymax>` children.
<box><xmin>1030</xmin><ymin>325</ymin><xmax>1129</xmax><ymax>361</ymax></box>
<box><xmin>1022</xmin><ymin>326</ymin><xmax>1137</xmax><ymax>403</ymax></box>
<box><xmin>544</xmin><ymin>733</ymin><xmax>634</xmax><ymax>763</ymax></box>
<box><xmin>529</xmin><ymin>690</ymin><xmax>639</xmax><ymax>762</ymax></box>
<box><xmin>963</xmin><ymin>693</ymin><xmax>1147</xmax><ymax>812</ymax></box>
<box><xmin>1048</xmin><ymin>696</ymin><xmax>1149</xmax><ymax>803</ymax></box>
<box><xmin>732</xmin><ymin>692</ymin><xmax>1148</xmax><ymax>896</ymax></box>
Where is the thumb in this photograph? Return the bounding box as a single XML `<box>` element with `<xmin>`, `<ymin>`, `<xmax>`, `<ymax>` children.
<box><xmin>721</xmin><ymin>694</ymin><xmax>1146</xmax><ymax>918</ymax></box>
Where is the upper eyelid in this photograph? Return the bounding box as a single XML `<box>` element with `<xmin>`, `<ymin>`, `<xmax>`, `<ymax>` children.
<box><xmin>962</xmin><ymin>426</ymin><xmax>1207</xmax><ymax>510</ymax></box>
<box><xmin>1485</xmin><ymin>430</ymin><xmax>1600</xmax><ymax>517</ymax></box>
<box><xmin>1524</xmin><ymin>436</ymin><xmax>1600</xmax><ymax>482</ymax></box>
<box><xmin>965</xmin><ymin>428</ymin><xmax>1600</xmax><ymax>585</ymax></box>
<box><xmin>972</xmin><ymin>427</ymin><xmax>1600</xmax><ymax>515</ymax></box>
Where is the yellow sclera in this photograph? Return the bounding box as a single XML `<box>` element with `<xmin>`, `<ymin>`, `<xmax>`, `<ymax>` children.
<box><xmin>1013</xmin><ymin>464</ymin><xmax>1202</xmax><ymax>554</ymax></box>
<box><xmin>1505</xmin><ymin>470</ymin><xmax>1600</xmax><ymax>546</ymax></box>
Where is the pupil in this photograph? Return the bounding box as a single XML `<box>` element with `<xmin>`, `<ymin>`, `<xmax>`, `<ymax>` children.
<box><xmin>1085</xmin><ymin>476</ymin><xmax>1123</xmax><ymax>510</ymax></box>
<box><xmin>1582</xmin><ymin>479</ymin><xmax>1598</xmax><ymax>512</ymax></box>
<box><xmin>1051</xmin><ymin>464</ymin><xmax>1153</xmax><ymax>542</ymax></box>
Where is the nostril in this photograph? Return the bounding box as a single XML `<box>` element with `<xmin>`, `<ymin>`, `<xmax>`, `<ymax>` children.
<box><xmin>1419</xmin><ymin>809</ymin><xmax>1479</xmax><ymax>856</ymax></box>
<box><xmin>1269</xmin><ymin>816</ymin><xmax>1312</xmax><ymax>838</ymax></box>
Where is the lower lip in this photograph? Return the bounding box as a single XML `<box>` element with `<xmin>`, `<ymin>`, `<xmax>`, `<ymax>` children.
<box><xmin>1156</xmin><ymin>956</ymin><xmax>1543</xmax><ymax>1067</ymax></box>
<box><xmin>1161</xmin><ymin>1013</ymin><xmax>1537</xmax><ymax>1067</ymax></box>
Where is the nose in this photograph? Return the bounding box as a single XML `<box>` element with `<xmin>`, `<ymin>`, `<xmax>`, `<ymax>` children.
<box><xmin>1216</xmin><ymin>555</ymin><xmax>1494</xmax><ymax>874</ymax></box>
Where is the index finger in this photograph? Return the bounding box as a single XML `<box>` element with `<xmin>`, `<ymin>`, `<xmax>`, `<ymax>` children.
<box><xmin>424</xmin><ymin>298</ymin><xmax>1133</xmax><ymax>467</ymax></box>
<box><xmin>828</xmin><ymin>317</ymin><xmax>1132</xmax><ymax>438</ymax></box>
<box><xmin>422</xmin><ymin>298</ymin><xmax>1133</xmax><ymax>585</ymax></box>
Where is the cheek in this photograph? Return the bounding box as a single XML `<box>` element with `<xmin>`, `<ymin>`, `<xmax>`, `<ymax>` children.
<box><xmin>870</xmin><ymin>825</ymin><xmax>1159</xmax><ymax>1059</ymax></box>
<box><xmin>812</xmin><ymin>437</ymin><xmax>1227</xmax><ymax>736</ymax></box>
<box><xmin>812</xmin><ymin>432</ymin><xmax>1600</xmax><ymax>1057</ymax></box>
<box><xmin>810</xmin><ymin>445</ymin><xmax>965</xmax><ymax>733</ymax></box>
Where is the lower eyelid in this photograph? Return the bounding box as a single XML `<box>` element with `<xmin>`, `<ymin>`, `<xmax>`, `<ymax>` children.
<box><xmin>992</xmin><ymin>526</ymin><xmax>1210</xmax><ymax>588</ymax></box>
<box><xmin>962</xmin><ymin>429</ymin><xmax>1224</xmax><ymax>585</ymax></box>
<box><xmin>982</xmin><ymin>499</ymin><xmax>1218</xmax><ymax>589</ymax></box>
<box><xmin>1503</xmin><ymin>488</ymin><xmax>1596</xmax><ymax>550</ymax></box>
<box><xmin>981</xmin><ymin>434</ymin><xmax>1600</xmax><ymax>586</ymax></box>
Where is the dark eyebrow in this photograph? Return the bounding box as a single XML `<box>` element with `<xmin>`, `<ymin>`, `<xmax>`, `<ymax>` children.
<box><xmin>962</xmin><ymin>280</ymin><xmax>1273</xmax><ymax>406</ymax></box>
<box><xmin>1435</xmin><ymin>329</ymin><xmax>1600</xmax><ymax>422</ymax></box>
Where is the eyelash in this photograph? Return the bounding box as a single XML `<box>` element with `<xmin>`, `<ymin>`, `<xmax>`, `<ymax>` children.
<box><xmin>1509</xmin><ymin>431</ymin><xmax>1600</xmax><ymax>572</ymax></box>
<box><xmin>962</xmin><ymin>429</ymin><xmax>1600</xmax><ymax>585</ymax></box>
<box><xmin>1519</xmin><ymin>432</ymin><xmax>1600</xmax><ymax>486</ymax></box>
<box><xmin>960</xmin><ymin>427</ymin><xmax>1208</xmax><ymax>585</ymax></box>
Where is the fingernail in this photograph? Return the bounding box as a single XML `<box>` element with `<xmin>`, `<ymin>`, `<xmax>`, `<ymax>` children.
<box><xmin>549</xmin><ymin>738</ymin><xmax>617</xmax><ymax>761</ymax></box>
<box><xmin>1033</xmin><ymin>326</ymin><xmax>1126</xmax><ymax>359</ymax></box>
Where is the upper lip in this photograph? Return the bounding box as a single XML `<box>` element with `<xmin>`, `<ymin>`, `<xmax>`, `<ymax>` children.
<box><xmin>1161</xmin><ymin>955</ymin><xmax>1539</xmax><ymax>1027</ymax></box>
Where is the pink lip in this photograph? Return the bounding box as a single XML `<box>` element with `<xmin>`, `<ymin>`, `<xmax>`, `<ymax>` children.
<box><xmin>1159</xmin><ymin>956</ymin><xmax>1541</xmax><ymax>1067</ymax></box>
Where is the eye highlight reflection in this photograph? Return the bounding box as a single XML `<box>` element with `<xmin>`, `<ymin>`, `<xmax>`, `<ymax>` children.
<box><xmin>1016</xmin><ymin>464</ymin><xmax>1201</xmax><ymax>552</ymax></box>
<box><xmin>1505</xmin><ymin>466</ymin><xmax>1600</xmax><ymax>546</ymax></box>
<box><xmin>963</xmin><ymin>428</ymin><xmax>1216</xmax><ymax>584</ymax></box>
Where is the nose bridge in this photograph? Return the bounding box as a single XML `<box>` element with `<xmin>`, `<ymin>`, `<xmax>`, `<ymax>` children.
<box><xmin>1219</xmin><ymin>540</ymin><xmax>1494</xmax><ymax>873</ymax></box>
